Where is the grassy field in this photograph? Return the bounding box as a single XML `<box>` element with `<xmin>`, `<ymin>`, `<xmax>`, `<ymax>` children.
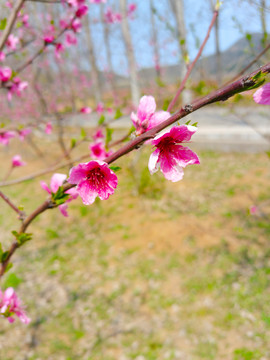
<box><xmin>0</xmin><ymin>139</ymin><xmax>269</xmax><ymax>360</ymax></box>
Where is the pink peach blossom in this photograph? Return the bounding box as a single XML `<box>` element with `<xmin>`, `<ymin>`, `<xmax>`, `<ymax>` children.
<box><xmin>80</xmin><ymin>106</ymin><xmax>92</xmax><ymax>114</ymax></box>
<box><xmin>76</xmin><ymin>4</ymin><xmax>88</xmax><ymax>17</ymax></box>
<box><xmin>71</xmin><ymin>19</ymin><xmax>82</xmax><ymax>33</ymax></box>
<box><xmin>0</xmin><ymin>288</ymin><xmax>30</xmax><ymax>324</ymax></box>
<box><xmin>90</xmin><ymin>0</ymin><xmax>106</xmax><ymax>3</ymax></box>
<box><xmin>93</xmin><ymin>129</ymin><xmax>104</xmax><ymax>141</ymax></box>
<box><xmin>6</xmin><ymin>34</ymin><xmax>19</xmax><ymax>51</ymax></box>
<box><xmin>148</xmin><ymin>125</ymin><xmax>200</xmax><ymax>182</ymax></box>
<box><xmin>12</xmin><ymin>154</ymin><xmax>26</xmax><ymax>167</ymax></box>
<box><xmin>0</xmin><ymin>66</ymin><xmax>12</xmax><ymax>82</ymax></box>
<box><xmin>40</xmin><ymin>173</ymin><xmax>78</xmax><ymax>217</ymax></box>
<box><xmin>104</xmin><ymin>8</ymin><xmax>122</xmax><ymax>24</ymax></box>
<box><xmin>0</xmin><ymin>131</ymin><xmax>16</xmax><ymax>146</ymax></box>
<box><xmin>131</xmin><ymin>95</ymin><xmax>170</xmax><ymax>135</ymax></box>
<box><xmin>68</xmin><ymin>160</ymin><xmax>118</xmax><ymax>205</ymax></box>
<box><xmin>89</xmin><ymin>142</ymin><xmax>109</xmax><ymax>160</ymax></box>
<box><xmin>253</xmin><ymin>82</ymin><xmax>270</xmax><ymax>105</ymax></box>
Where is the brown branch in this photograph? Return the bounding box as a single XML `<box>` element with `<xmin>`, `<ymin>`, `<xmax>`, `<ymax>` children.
<box><xmin>0</xmin><ymin>0</ymin><xmax>26</xmax><ymax>52</ymax></box>
<box><xmin>1</xmin><ymin>61</ymin><xmax>270</xmax><ymax>277</ymax></box>
<box><xmin>167</xmin><ymin>9</ymin><xmax>219</xmax><ymax>112</ymax></box>
<box><xmin>0</xmin><ymin>191</ymin><xmax>25</xmax><ymax>220</ymax></box>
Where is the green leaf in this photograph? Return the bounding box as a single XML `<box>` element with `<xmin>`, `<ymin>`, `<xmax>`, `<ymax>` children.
<box><xmin>1</xmin><ymin>251</ymin><xmax>9</xmax><ymax>262</ymax></box>
<box><xmin>0</xmin><ymin>243</ymin><xmax>3</xmax><ymax>259</ymax></box>
<box><xmin>71</xmin><ymin>138</ymin><xmax>77</xmax><ymax>149</ymax></box>
<box><xmin>12</xmin><ymin>230</ymin><xmax>32</xmax><ymax>246</ymax></box>
<box><xmin>105</xmin><ymin>127</ymin><xmax>114</xmax><ymax>146</ymax></box>
<box><xmin>114</xmin><ymin>108</ymin><xmax>123</xmax><ymax>120</ymax></box>
<box><xmin>80</xmin><ymin>128</ymin><xmax>86</xmax><ymax>139</ymax></box>
<box><xmin>4</xmin><ymin>263</ymin><xmax>13</xmax><ymax>274</ymax></box>
<box><xmin>52</xmin><ymin>186</ymin><xmax>69</xmax><ymax>205</ymax></box>
<box><xmin>109</xmin><ymin>166</ymin><xmax>121</xmax><ymax>172</ymax></box>
<box><xmin>98</xmin><ymin>115</ymin><xmax>105</xmax><ymax>125</ymax></box>
<box><xmin>192</xmin><ymin>122</ymin><xmax>198</xmax><ymax>127</ymax></box>
<box><xmin>3</xmin><ymin>273</ymin><xmax>22</xmax><ymax>289</ymax></box>
<box><xmin>246</xmin><ymin>33</ymin><xmax>252</xmax><ymax>42</ymax></box>
<box><xmin>0</xmin><ymin>18</ymin><xmax>7</xmax><ymax>31</ymax></box>
<box><xmin>185</xmin><ymin>120</ymin><xmax>191</xmax><ymax>125</ymax></box>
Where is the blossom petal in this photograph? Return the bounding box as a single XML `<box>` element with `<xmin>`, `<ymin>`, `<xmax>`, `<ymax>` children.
<box><xmin>148</xmin><ymin>110</ymin><xmax>170</xmax><ymax>130</ymax></box>
<box><xmin>253</xmin><ymin>83</ymin><xmax>270</xmax><ymax>105</ymax></box>
<box><xmin>137</xmin><ymin>96</ymin><xmax>156</xmax><ymax>121</ymax></box>
<box><xmin>59</xmin><ymin>203</ymin><xmax>69</xmax><ymax>217</ymax></box>
<box><xmin>50</xmin><ymin>173</ymin><xmax>67</xmax><ymax>192</ymax></box>
<box><xmin>148</xmin><ymin>149</ymin><xmax>160</xmax><ymax>175</ymax></box>
<box><xmin>40</xmin><ymin>181</ymin><xmax>51</xmax><ymax>194</ymax></box>
<box><xmin>77</xmin><ymin>179</ymin><xmax>98</xmax><ymax>205</ymax></box>
<box><xmin>68</xmin><ymin>163</ymin><xmax>91</xmax><ymax>184</ymax></box>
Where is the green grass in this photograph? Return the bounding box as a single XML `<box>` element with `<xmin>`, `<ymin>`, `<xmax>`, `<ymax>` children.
<box><xmin>0</xmin><ymin>148</ymin><xmax>269</xmax><ymax>359</ymax></box>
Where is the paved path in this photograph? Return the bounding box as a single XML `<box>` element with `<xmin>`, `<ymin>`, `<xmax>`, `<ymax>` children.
<box><xmin>66</xmin><ymin>106</ymin><xmax>270</xmax><ymax>152</ymax></box>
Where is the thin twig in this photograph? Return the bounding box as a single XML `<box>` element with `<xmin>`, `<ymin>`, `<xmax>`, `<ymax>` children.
<box><xmin>167</xmin><ymin>9</ymin><xmax>219</xmax><ymax>112</ymax></box>
<box><xmin>0</xmin><ymin>191</ymin><xmax>25</xmax><ymax>219</ymax></box>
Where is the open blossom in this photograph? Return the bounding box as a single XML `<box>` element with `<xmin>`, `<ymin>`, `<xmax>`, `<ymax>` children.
<box><xmin>89</xmin><ymin>142</ymin><xmax>112</xmax><ymax>160</ymax></box>
<box><xmin>6</xmin><ymin>34</ymin><xmax>19</xmax><ymax>50</ymax></box>
<box><xmin>80</xmin><ymin>106</ymin><xmax>92</xmax><ymax>114</ymax></box>
<box><xmin>253</xmin><ymin>82</ymin><xmax>270</xmax><ymax>105</ymax></box>
<box><xmin>12</xmin><ymin>155</ymin><xmax>26</xmax><ymax>167</ymax></box>
<box><xmin>71</xmin><ymin>19</ymin><xmax>82</xmax><ymax>33</ymax></box>
<box><xmin>0</xmin><ymin>66</ymin><xmax>12</xmax><ymax>82</ymax></box>
<box><xmin>131</xmin><ymin>95</ymin><xmax>170</xmax><ymax>135</ymax></box>
<box><xmin>0</xmin><ymin>288</ymin><xmax>30</xmax><ymax>324</ymax></box>
<box><xmin>93</xmin><ymin>129</ymin><xmax>104</xmax><ymax>141</ymax></box>
<box><xmin>148</xmin><ymin>125</ymin><xmax>200</xmax><ymax>182</ymax></box>
<box><xmin>68</xmin><ymin>160</ymin><xmax>118</xmax><ymax>205</ymax></box>
<box><xmin>0</xmin><ymin>131</ymin><xmax>16</xmax><ymax>146</ymax></box>
<box><xmin>41</xmin><ymin>173</ymin><xmax>78</xmax><ymax>217</ymax></box>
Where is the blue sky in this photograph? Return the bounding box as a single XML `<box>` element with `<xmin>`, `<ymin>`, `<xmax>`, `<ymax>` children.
<box><xmin>87</xmin><ymin>0</ymin><xmax>269</xmax><ymax>75</ymax></box>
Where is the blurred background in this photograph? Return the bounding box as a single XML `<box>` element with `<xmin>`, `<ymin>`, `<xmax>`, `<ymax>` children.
<box><xmin>0</xmin><ymin>0</ymin><xmax>270</xmax><ymax>359</ymax></box>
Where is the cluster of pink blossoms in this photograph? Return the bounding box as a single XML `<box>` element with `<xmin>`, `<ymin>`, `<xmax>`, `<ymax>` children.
<box><xmin>0</xmin><ymin>288</ymin><xmax>30</xmax><ymax>324</ymax></box>
<box><xmin>67</xmin><ymin>95</ymin><xmax>200</xmax><ymax>206</ymax></box>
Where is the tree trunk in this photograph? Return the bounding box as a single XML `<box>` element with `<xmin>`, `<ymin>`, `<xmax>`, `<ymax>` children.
<box><xmin>119</xmin><ymin>0</ymin><xmax>140</xmax><ymax>106</ymax></box>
